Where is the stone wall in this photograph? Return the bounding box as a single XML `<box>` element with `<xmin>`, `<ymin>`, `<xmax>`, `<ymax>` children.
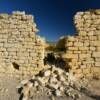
<box><xmin>61</xmin><ymin>9</ymin><xmax>100</xmax><ymax>78</ymax></box>
<box><xmin>0</xmin><ymin>11</ymin><xmax>45</xmax><ymax>77</ymax></box>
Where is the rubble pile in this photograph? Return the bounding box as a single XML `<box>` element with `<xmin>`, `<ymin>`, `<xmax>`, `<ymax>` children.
<box><xmin>18</xmin><ymin>65</ymin><xmax>82</xmax><ymax>100</ymax></box>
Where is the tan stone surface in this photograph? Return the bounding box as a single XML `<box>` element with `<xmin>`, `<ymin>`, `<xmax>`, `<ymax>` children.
<box><xmin>59</xmin><ymin>9</ymin><xmax>100</xmax><ymax>79</ymax></box>
<box><xmin>0</xmin><ymin>11</ymin><xmax>45</xmax><ymax>76</ymax></box>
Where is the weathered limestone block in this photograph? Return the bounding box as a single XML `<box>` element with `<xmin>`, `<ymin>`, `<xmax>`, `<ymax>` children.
<box><xmin>96</xmin><ymin>47</ymin><xmax>100</xmax><ymax>51</ymax></box>
<box><xmin>95</xmin><ymin>62</ymin><xmax>100</xmax><ymax>67</ymax></box>
<box><xmin>73</xmin><ymin>69</ymin><xmax>82</xmax><ymax>74</ymax></box>
<box><xmin>68</xmin><ymin>47</ymin><xmax>78</xmax><ymax>50</ymax></box>
<box><xmin>79</xmin><ymin>47</ymin><xmax>88</xmax><ymax>51</ymax></box>
<box><xmin>95</xmin><ymin>58</ymin><xmax>100</xmax><ymax>61</ymax></box>
<box><xmin>74</xmin><ymin>42</ymin><xmax>83</xmax><ymax>47</ymax></box>
<box><xmin>79</xmin><ymin>54</ymin><xmax>91</xmax><ymax>59</ymax></box>
<box><xmin>62</xmin><ymin>54</ymin><xmax>78</xmax><ymax>59</ymax></box>
<box><xmin>90</xmin><ymin>41</ymin><xmax>100</xmax><ymax>46</ymax></box>
<box><xmin>65</xmin><ymin>42</ymin><xmax>73</xmax><ymax>47</ymax></box>
<box><xmin>67</xmin><ymin>36</ymin><xmax>77</xmax><ymax>42</ymax></box>
<box><xmin>82</xmin><ymin>68</ymin><xmax>91</xmax><ymax>74</ymax></box>
<box><xmin>74</xmin><ymin>51</ymin><xmax>81</xmax><ymax>54</ymax></box>
<box><xmin>78</xmin><ymin>31</ymin><xmax>87</xmax><ymax>36</ymax></box>
<box><xmin>90</xmin><ymin>47</ymin><xmax>96</xmax><ymax>51</ymax></box>
<box><xmin>89</xmin><ymin>36</ymin><xmax>97</xmax><ymax>41</ymax></box>
<box><xmin>92</xmin><ymin>52</ymin><xmax>100</xmax><ymax>57</ymax></box>
<box><xmin>84</xmin><ymin>42</ymin><xmax>90</xmax><ymax>46</ymax></box>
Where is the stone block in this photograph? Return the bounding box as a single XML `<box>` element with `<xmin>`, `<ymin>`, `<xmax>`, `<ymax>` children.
<box><xmin>0</xmin><ymin>48</ymin><xmax>6</xmax><ymax>51</ymax></box>
<box><xmin>4</xmin><ymin>43</ymin><xmax>14</xmax><ymax>48</ymax></box>
<box><xmin>92</xmin><ymin>52</ymin><xmax>100</xmax><ymax>57</ymax></box>
<box><xmin>79</xmin><ymin>47</ymin><xmax>88</xmax><ymax>51</ymax></box>
<box><xmin>67</xmin><ymin>36</ymin><xmax>76</xmax><ymax>42</ymax></box>
<box><xmin>0</xmin><ymin>43</ymin><xmax>3</xmax><ymax>47</ymax></box>
<box><xmin>95</xmin><ymin>62</ymin><xmax>100</xmax><ymax>67</ymax></box>
<box><xmin>74</xmin><ymin>51</ymin><xmax>81</xmax><ymax>54</ymax></box>
<box><xmin>73</xmin><ymin>69</ymin><xmax>82</xmax><ymax>74</ymax></box>
<box><xmin>84</xmin><ymin>42</ymin><xmax>89</xmax><ymax>46</ymax></box>
<box><xmin>79</xmin><ymin>54</ymin><xmax>91</xmax><ymax>59</ymax></box>
<box><xmin>79</xmin><ymin>31</ymin><xmax>87</xmax><ymax>36</ymax></box>
<box><xmin>90</xmin><ymin>41</ymin><xmax>100</xmax><ymax>46</ymax></box>
<box><xmin>65</xmin><ymin>42</ymin><xmax>73</xmax><ymax>46</ymax></box>
<box><xmin>90</xmin><ymin>47</ymin><xmax>96</xmax><ymax>51</ymax></box>
<box><xmin>89</xmin><ymin>36</ymin><xmax>97</xmax><ymax>41</ymax></box>
<box><xmin>92</xmin><ymin>67</ymin><xmax>100</xmax><ymax>73</ymax></box>
<box><xmin>96</xmin><ymin>47</ymin><xmax>100</xmax><ymax>51</ymax></box>
<box><xmin>68</xmin><ymin>47</ymin><xmax>78</xmax><ymax>50</ymax></box>
<box><xmin>62</xmin><ymin>54</ymin><xmax>78</xmax><ymax>59</ymax></box>
<box><xmin>74</xmin><ymin>42</ymin><xmax>83</xmax><ymax>47</ymax></box>
<box><xmin>7</xmin><ymin>48</ymin><xmax>17</xmax><ymax>52</ymax></box>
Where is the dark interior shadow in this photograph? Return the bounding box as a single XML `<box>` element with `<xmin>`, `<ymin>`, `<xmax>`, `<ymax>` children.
<box><xmin>19</xmin><ymin>93</ymin><xmax>23</xmax><ymax>100</ymax></box>
<box><xmin>18</xmin><ymin>87</ymin><xmax>23</xmax><ymax>94</ymax></box>
<box><xmin>44</xmin><ymin>53</ymin><xmax>56</xmax><ymax>65</ymax></box>
<box><xmin>90</xmin><ymin>95</ymin><xmax>100</xmax><ymax>100</ymax></box>
<box><xmin>44</xmin><ymin>53</ymin><xmax>70</xmax><ymax>72</ymax></box>
<box><xmin>12</xmin><ymin>62</ymin><xmax>20</xmax><ymax>70</ymax></box>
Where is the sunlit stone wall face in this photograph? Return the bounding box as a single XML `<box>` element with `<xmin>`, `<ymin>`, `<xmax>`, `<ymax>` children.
<box><xmin>61</xmin><ymin>9</ymin><xmax>100</xmax><ymax>78</ymax></box>
<box><xmin>0</xmin><ymin>11</ymin><xmax>45</xmax><ymax>76</ymax></box>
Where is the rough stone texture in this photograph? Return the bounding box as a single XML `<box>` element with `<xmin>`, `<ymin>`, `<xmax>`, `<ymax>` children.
<box><xmin>59</xmin><ymin>9</ymin><xmax>100</xmax><ymax>78</ymax></box>
<box><xmin>18</xmin><ymin>64</ymin><xmax>81</xmax><ymax>99</ymax></box>
<box><xmin>0</xmin><ymin>11</ymin><xmax>45</xmax><ymax>77</ymax></box>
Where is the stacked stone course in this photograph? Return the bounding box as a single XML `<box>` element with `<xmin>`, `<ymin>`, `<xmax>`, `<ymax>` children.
<box><xmin>0</xmin><ymin>11</ymin><xmax>45</xmax><ymax>77</ymax></box>
<box><xmin>61</xmin><ymin>9</ymin><xmax>100</xmax><ymax>78</ymax></box>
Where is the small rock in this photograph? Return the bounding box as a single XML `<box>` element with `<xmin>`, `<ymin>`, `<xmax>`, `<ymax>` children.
<box><xmin>34</xmin><ymin>81</ymin><xmax>39</xmax><ymax>87</ymax></box>
<box><xmin>32</xmin><ymin>75</ymin><xmax>35</xmax><ymax>79</ymax></box>
<box><xmin>36</xmin><ymin>77</ymin><xmax>47</xmax><ymax>85</ymax></box>
<box><xmin>66</xmin><ymin>72</ymin><xmax>69</xmax><ymax>76</ymax></box>
<box><xmin>47</xmin><ymin>90</ymin><xmax>52</xmax><ymax>96</ymax></box>
<box><xmin>57</xmin><ymin>69</ymin><xmax>64</xmax><ymax>75</ymax></box>
<box><xmin>52</xmin><ymin>73</ymin><xmax>58</xmax><ymax>78</ymax></box>
<box><xmin>63</xmin><ymin>81</ymin><xmax>69</xmax><ymax>86</ymax></box>
<box><xmin>59</xmin><ymin>86</ymin><xmax>64</xmax><ymax>91</ymax></box>
<box><xmin>21</xmin><ymin>80</ymin><xmax>29</xmax><ymax>85</ymax></box>
<box><xmin>44</xmin><ymin>70</ymin><xmax>51</xmax><ymax>77</ymax></box>
<box><xmin>49</xmin><ymin>83</ymin><xmax>59</xmax><ymax>90</ymax></box>
<box><xmin>55</xmin><ymin>89</ymin><xmax>62</xmax><ymax>96</ymax></box>
<box><xmin>59</xmin><ymin>75</ymin><xmax>66</xmax><ymax>82</ymax></box>
<box><xmin>49</xmin><ymin>77</ymin><xmax>58</xmax><ymax>84</ymax></box>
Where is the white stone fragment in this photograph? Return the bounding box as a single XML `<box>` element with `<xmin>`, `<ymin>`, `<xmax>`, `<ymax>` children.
<box><xmin>44</xmin><ymin>70</ymin><xmax>51</xmax><ymax>77</ymax></box>
<box><xmin>55</xmin><ymin>89</ymin><xmax>62</xmax><ymax>96</ymax></box>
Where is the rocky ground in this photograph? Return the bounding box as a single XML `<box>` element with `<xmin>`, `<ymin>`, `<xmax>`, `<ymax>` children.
<box><xmin>0</xmin><ymin>65</ymin><xmax>100</xmax><ymax>100</ymax></box>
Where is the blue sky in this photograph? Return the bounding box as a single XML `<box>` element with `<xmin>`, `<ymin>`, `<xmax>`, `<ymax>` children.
<box><xmin>0</xmin><ymin>0</ymin><xmax>100</xmax><ymax>42</ymax></box>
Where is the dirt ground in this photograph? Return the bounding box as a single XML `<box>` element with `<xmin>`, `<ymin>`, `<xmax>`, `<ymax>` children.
<box><xmin>0</xmin><ymin>74</ymin><xmax>100</xmax><ymax>100</ymax></box>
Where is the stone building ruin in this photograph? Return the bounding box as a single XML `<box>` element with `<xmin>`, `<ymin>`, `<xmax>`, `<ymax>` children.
<box><xmin>0</xmin><ymin>11</ymin><xmax>45</xmax><ymax>76</ymax></box>
<box><xmin>0</xmin><ymin>10</ymin><xmax>100</xmax><ymax>79</ymax></box>
<box><xmin>60</xmin><ymin>9</ymin><xmax>100</xmax><ymax>78</ymax></box>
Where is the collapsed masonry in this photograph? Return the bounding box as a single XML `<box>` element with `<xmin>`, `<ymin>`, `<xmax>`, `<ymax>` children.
<box><xmin>60</xmin><ymin>9</ymin><xmax>100</xmax><ymax>78</ymax></box>
<box><xmin>0</xmin><ymin>11</ymin><xmax>45</xmax><ymax>76</ymax></box>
